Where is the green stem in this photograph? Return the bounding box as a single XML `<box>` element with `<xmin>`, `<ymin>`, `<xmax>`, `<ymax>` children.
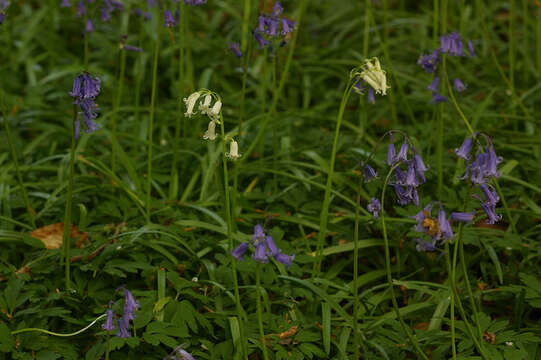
<box><xmin>433</xmin><ymin>0</ymin><xmax>439</xmax><ymax>46</ymax></box>
<box><xmin>509</xmin><ymin>0</ymin><xmax>517</xmax><ymax>128</ymax></box>
<box><xmin>62</xmin><ymin>105</ymin><xmax>77</xmax><ymax>290</ymax></box>
<box><xmin>444</xmin><ymin>241</ymin><xmax>457</xmax><ymax>359</ymax></box>
<box><xmin>146</xmin><ymin>29</ymin><xmax>161</xmax><ymax>224</ymax></box>
<box><xmin>111</xmin><ymin>48</ymin><xmax>127</xmax><ymax>173</ymax></box>
<box><xmin>271</xmin><ymin>53</ymin><xmax>278</xmax><ymax>194</ymax></box>
<box><xmin>353</xmin><ymin>177</ymin><xmax>363</xmax><ymax>358</ymax></box>
<box><xmin>362</xmin><ymin>0</ymin><xmax>371</xmax><ymax>57</ymax></box>
<box><xmin>219</xmin><ymin>112</ymin><xmax>247</xmax><ymax>360</ymax></box>
<box><xmin>83</xmin><ymin>13</ymin><xmax>89</xmax><ymax>68</ymax></box>
<box><xmin>170</xmin><ymin>0</ymin><xmax>186</xmax><ymax>200</ymax></box>
<box><xmin>105</xmin><ymin>331</ymin><xmax>110</xmax><ymax>360</ymax></box>
<box><xmin>241</xmin><ymin>0</ymin><xmax>308</xmax><ymax>161</ymax></box>
<box><xmin>314</xmin><ymin>82</ymin><xmax>354</xmax><ymax>277</ymax></box>
<box><xmin>11</xmin><ymin>314</ymin><xmax>106</xmax><ymax>336</ymax></box>
<box><xmin>381</xmin><ymin>165</ymin><xmax>429</xmax><ymax>360</ymax></box>
<box><xmin>1</xmin><ymin>91</ymin><xmax>35</xmax><ymax>228</ymax></box>
<box><xmin>493</xmin><ymin>179</ymin><xmax>518</xmax><ymax>235</ymax></box>
<box><xmin>255</xmin><ymin>264</ymin><xmax>269</xmax><ymax>360</ymax></box>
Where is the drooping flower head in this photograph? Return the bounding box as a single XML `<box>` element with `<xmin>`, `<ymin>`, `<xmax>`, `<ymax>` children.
<box><xmin>122</xmin><ymin>288</ymin><xmax>139</xmax><ymax>322</ymax></box>
<box><xmin>367</xmin><ymin>198</ymin><xmax>381</xmax><ymax>219</ymax></box>
<box><xmin>440</xmin><ymin>32</ymin><xmax>463</xmax><ymax>56</ymax></box>
<box><xmin>232</xmin><ymin>225</ymin><xmax>294</xmax><ymax>268</ymax></box>
<box><xmin>356</xmin><ymin>57</ymin><xmax>390</xmax><ymax>95</ymax></box>
<box><xmin>116</xmin><ymin>317</ymin><xmax>130</xmax><ymax>338</ymax></box>
<box><xmin>253</xmin><ymin>1</ymin><xmax>296</xmax><ymax>50</ymax></box>
<box><xmin>226</xmin><ymin>139</ymin><xmax>241</xmax><ymax>160</ymax></box>
<box><xmin>69</xmin><ymin>72</ymin><xmax>102</xmax><ymax>139</ymax></box>
<box><xmin>417</xmin><ymin>49</ymin><xmax>440</xmax><ymax>73</ymax></box>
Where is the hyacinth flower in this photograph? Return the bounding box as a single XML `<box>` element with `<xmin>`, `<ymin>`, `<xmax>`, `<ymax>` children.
<box><xmin>417</xmin><ymin>49</ymin><xmax>440</xmax><ymax>73</ymax></box>
<box><xmin>412</xmin><ymin>205</ymin><xmax>454</xmax><ymax>251</ymax></box>
<box><xmin>364</xmin><ymin>164</ymin><xmax>378</xmax><ymax>182</ymax></box>
<box><xmin>231</xmin><ymin>225</ymin><xmax>295</xmax><ymax>268</ymax></box>
<box><xmin>85</xmin><ymin>19</ymin><xmax>93</xmax><ymax>33</ymax></box>
<box><xmin>468</xmin><ymin>40</ymin><xmax>475</xmax><ymax>57</ymax></box>
<box><xmin>69</xmin><ymin>72</ymin><xmax>102</xmax><ymax>139</ymax></box>
<box><xmin>253</xmin><ymin>1</ymin><xmax>296</xmax><ymax>51</ymax></box>
<box><xmin>226</xmin><ymin>139</ymin><xmax>241</xmax><ymax>160</ymax></box>
<box><xmin>164</xmin><ymin>9</ymin><xmax>176</xmax><ymax>27</ymax></box>
<box><xmin>228</xmin><ymin>42</ymin><xmax>242</xmax><ymax>58</ymax></box>
<box><xmin>101</xmin><ymin>301</ymin><xmax>115</xmax><ymax>331</ymax></box>
<box><xmin>76</xmin><ymin>0</ymin><xmax>85</xmax><ymax>16</ymax></box>
<box><xmin>451</xmin><ymin>212</ymin><xmax>475</xmax><ymax>223</ymax></box>
<box><xmin>367</xmin><ymin>198</ymin><xmax>381</xmax><ymax>219</ymax></box>
<box><xmin>100</xmin><ymin>0</ymin><xmax>123</xmax><ymax>22</ymax></box>
<box><xmin>440</xmin><ymin>32</ymin><xmax>463</xmax><ymax>56</ymax></box>
<box><xmin>454</xmin><ymin>78</ymin><xmax>467</xmax><ymax>92</ymax></box>
<box><xmin>354</xmin><ymin>57</ymin><xmax>390</xmax><ymax>96</ymax></box>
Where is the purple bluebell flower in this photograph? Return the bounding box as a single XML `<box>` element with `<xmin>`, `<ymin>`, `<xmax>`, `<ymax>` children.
<box><xmin>123</xmin><ymin>288</ymin><xmax>139</xmax><ymax>322</ymax></box>
<box><xmin>102</xmin><ymin>301</ymin><xmax>115</xmax><ymax>331</ymax></box>
<box><xmin>0</xmin><ymin>13</ymin><xmax>4</xmax><ymax>25</ymax></box>
<box><xmin>394</xmin><ymin>167</ymin><xmax>406</xmax><ymax>184</ymax></box>
<box><xmin>451</xmin><ymin>212</ymin><xmax>474</xmax><ymax>222</ymax></box>
<box><xmin>144</xmin><ymin>11</ymin><xmax>151</xmax><ymax>21</ymax></box>
<box><xmin>405</xmin><ymin>163</ymin><xmax>419</xmax><ymax>187</ymax></box>
<box><xmin>481</xmin><ymin>201</ymin><xmax>502</xmax><ymax>224</ymax></box>
<box><xmin>416</xmin><ymin>238</ymin><xmax>437</xmax><ymax>252</ymax></box>
<box><xmin>438</xmin><ymin>208</ymin><xmax>453</xmax><ymax>240</ymax></box>
<box><xmin>485</xmin><ymin>142</ymin><xmax>502</xmax><ymax>178</ymax></box>
<box><xmin>275</xmin><ymin>253</ymin><xmax>294</xmax><ymax>268</ymax></box>
<box><xmin>428</xmin><ymin>77</ymin><xmax>440</xmax><ymax>92</ymax></box>
<box><xmin>254</xmin><ymin>31</ymin><xmax>268</xmax><ymax>49</ymax></box>
<box><xmin>281</xmin><ymin>18</ymin><xmax>296</xmax><ymax>35</ymax></box>
<box><xmin>76</xmin><ymin>0</ymin><xmax>85</xmax><ymax>16</ymax></box>
<box><xmin>184</xmin><ymin>0</ymin><xmax>207</xmax><ymax>5</ymax></box>
<box><xmin>440</xmin><ymin>32</ymin><xmax>463</xmax><ymax>56</ymax></box>
<box><xmin>61</xmin><ymin>0</ymin><xmax>71</xmax><ymax>7</ymax></box>
<box><xmin>479</xmin><ymin>183</ymin><xmax>499</xmax><ymax>205</ymax></box>
<box><xmin>70</xmin><ymin>73</ymin><xmax>102</xmax><ymax>139</ymax></box>
<box><xmin>265</xmin><ymin>17</ymin><xmax>280</xmax><ymax>36</ymax></box>
<box><xmin>386</xmin><ymin>142</ymin><xmax>396</xmax><ymax>165</ymax></box>
<box><xmin>364</xmin><ymin>164</ymin><xmax>378</xmax><ymax>182</ymax></box>
<box><xmin>430</xmin><ymin>91</ymin><xmax>447</xmax><ymax>104</ymax></box>
<box><xmin>367</xmin><ymin>198</ymin><xmax>381</xmax><ymax>219</ymax></box>
<box><xmin>147</xmin><ymin>0</ymin><xmax>156</xmax><ymax>7</ymax></box>
<box><xmin>468</xmin><ymin>40</ymin><xmax>475</xmax><ymax>57</ymax></box>
<box><xmin>177</xmin><ymin>349</ymin><xmax>196</xmax><ymax>360</ymax></box>
<box><xmin>393</xmin><ymin>184</ymin><xmax>410</xmax><ymax>205</ymax></box>
<box><xmin>229</xmin><ymin>42</ymin><xmax>242</xmax><ymax>58</ymax></box>
<box><xmin>81</xmin><ymin>73</ymin><xmax>101</xmax><ymax>98</ymax></box>
<box><xmin>265</xmin><ymin>236</ymin><xmax>279</xmax><ymax>256</ymax></box>
<box><xmin>367</xmin><ymin>88</ymin><xmax>375</xmax><ymax>104</ymax></box>
<box><xmin>417</xmin><ymin>50</ymin><xmax>440</xmax><ymax>73</ymax></box>
<box><xmin>164</xmin><ymin>10</ymin><xmax>176</xmax><ymax>27</ymax></box>
<box><xmin>454</xmin><ymin>78</ymin><xmax>467</xmax><ymax>92</ymax></box>
<box><xmin>396</xmin><ymin>142</ymin><xmax>409</xmax><ymax>162</ymax></box>
<box><xmin>231</xmin><ymin>242</ymin><xmax>249</xmax><ymax>260</ymax></box>
<box><xmin>455</xmin><ymin>136</ymin><xmax>473</xmax><ymax>160</ymax></box>
<box><xmin>252</xmin><ymin>224</ymin><xmax>265</xmax><ymax>244</ymax></box>
<box><xmin>85</xmin><ymin>19</ymin><xmax>94</xmax><ymax>32</ymax></box>
<box><xmin>252</xmin><ymin>242</ymin><xmax>268</xmax><ymax>263</ymax></box>
<box><xmin>413</xmin><ymin>154</ymin><xmax>428</xmax><ymax>183</ymax></box>
<box><xmin>272</xmin><ymin>1</ymin><xmax>283</xmax><ymax>16</ymax></box>
<box><xmin>413</xmin><ymin>205</ymin><xmax>432</xmax><ymax>233</ymax></box>
<box><xmin>116</xmin><ymin>317</ymin><xmax>130</xmax><ymax>338</ymax></box>
<box><xmin>257</xmin><ymin>15</ymin><xmax>266</xmax><ymax>32</ymax></box>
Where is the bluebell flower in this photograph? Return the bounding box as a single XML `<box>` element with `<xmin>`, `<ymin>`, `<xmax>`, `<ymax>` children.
<box><xmin>364</xmin><ymin>164</ymin><xmax>377</xmax><ymax>182</ymax></box>
<box><xmin>70</xmin><ymin>73</ymin><xmax>102</xmax><ymax>139</ymax></box>
<box><xmin>468</xmin><ymin>40</ymin><xmax>475</xmax><ymax>57</ymax></box>
<box><xmin>451</xmin><ymin>212</ymin><xmax>474</xmax><ymax>222</ymax></box>
<box><xmin>61</xmin><ymin>0</ymin><xmax>71</xmax><ymax>7</ymax></box>
<box><xmin>252</xmin><ymin>224</ymin><xmax>265</xmax><ymax>244</ymax></box>
<box><xmin>122</xmin><ymin>288</ymin><xmax>139</xmax><ymax>322</ymax></box>
<box><xmin>393</xmin><ymin>184</ymin><xmax>410</xmax><ymax>206</ymax></box>
<box><xmin>396</xmin><ymin>142</ymin><xmax>409</xmax><ymax>162</ymax></box>
<box><xmin>480</xmin><ymin>201</ymin><xmax>502</xmax><ymax>224</ymax></box>
<box><xmin>253</xmin><ymin>31</ymin><xmax>268</xmax><ymax>49</ymax></box>
<box><xmin>265</xmin><ymin>236</ymin><xmax>280</xmax><ymax>257</ymax></box>
<box><xmin>272</xmin><ymin>1</ymin><xmax>284</xmax><ymax>16</ymax></box>
<box><xmin>405</xmin><ymin>162</ymin><xmax>419</xmax><ymax>187</ymax></box>
<box><xmin>76</xmin><ymin>0</ymin><xmax>85</xmax><ymax>16</ymax></box>
<box><xmin>252</xmin><ymin>242</ymin><xmax>269</xmax><ymax>263</ymax></box>
<box><xmin>85</xmin><ymin>19</ymin><xmax>94</xmax><ymax>32</ymax></box>
<box><xmin>430</xmin><ymin>91</ymin><xmax>447</xmax><ymax>104</ymax></box>
<box><xmin>417</xmin><ymin>50</ymin><xmax>440</xmax><ymax>73</ymax></box>
<box><xmin>386</xmin><ymin>142</ymin><xmax>396</xmax><ymax>165</ymax></box>
<box><xmin>121</xmin><ymin>44</ymin><xmax>143</xmax><ymax>52</ymax></box>
<box><xmin>275</xmin><ymin>253</ymin><xmax>294</xmax><ymax>268</ymax></box>
<box><xmin>116</xmin><ymin>317</ymin><xmax>130</xmax><ymax>338</ymax></box>
<box><xmin>184</xmin><ymin>0</ymin><xmax>207</xmax><ymax>5</ymax></box>
<box><xmin>440</xmin><ymin>32</ymin><xmax>463</xmax><ymax>56</ymax></box>
<box><xmin>413</xmin><ymin>205</ymin><xmax>432</xmax><ymax>233</ymax></box>
<box><xmin>0</xmin><ymin>13</ymin><xmax>4</xmax><ymax>25</ymax></box>
<box><xmin>101</xmin><ymin>301</ymin><xmax>115</xmax><ymax>331</ymax></box>
<box><xmin>438</xmin><ymin>208</ymin><xmax>453</xmax><ymax>240</ymax></box>
<box><xmin>281</xmin><ymin>18</ymin><xmax>296</xmax><ymax>35</ymax></box>
<box><xmin>231</xmin><ymin>242</ymin><xmax>249</xmax><ymax>260</ymax></box>
<box><xmin>367</xmin><ymin>198</ymin><xmax>381</xmax><ymax>219</ymax></box>
<box><xmin>454</xmin><ymin>78</ymin><xmax>467</xmax><ymax>92</ymax></box>
<box><xmin>478</xmin><ymin>183</ymin><xmax>499</xmax><ymax>205</ymax></box>
<box><xmin>454</xmin><ymin>136</ymin><xmax>473</xmax><ymax>160</ymax></box>
<box><xmin>229</xmin><ymin>42</ymin><xmax>242</xmax><ymax>58</ymax></box>
<box><xmin>413</xmin><ymin>154</ymin><xmax>428</xmax><ymax>183</ymax></box>
<box><xmin>367</xmin><ymin>88</ymin><xmax>375</xmax><ymax>104</ymax></box>
<box><xmin>164</xmin><ymin>10</ymin><xmax>176</xmax><ymax>27</ymax></box>
<box><xmin>257</xmin><ymin>15</ymin><xmax>266</xmax><ymax>32</ymax></box>
<box><xmin>428</xmin><ymin>77</ymin><xmax>440</xmax><ymax>92</ymax></box>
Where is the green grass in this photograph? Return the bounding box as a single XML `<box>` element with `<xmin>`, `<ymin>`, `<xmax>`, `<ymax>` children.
<box><xmin>0</xmin><ymin>0</ymin><xmax>540</xmax><ymax>359</ymax></box>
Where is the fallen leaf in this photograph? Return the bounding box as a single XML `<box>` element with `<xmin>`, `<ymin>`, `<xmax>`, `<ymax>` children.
<box><xmin>30</xmin><ymin>222</ymin><xmax>88</xmax><ymax>250</ymax></box>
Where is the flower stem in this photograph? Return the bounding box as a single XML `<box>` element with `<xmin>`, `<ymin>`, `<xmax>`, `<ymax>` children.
<box><xmin>62</xmin><ymin>105</ymin><xmax>78</xmax><ymax>290</ymax></box>
<box><xmin>170</xmin><ymin>0</ymin><xmax>186</xmax><ymax>200</ymax></box>
<box><xmin>111</xmin><ymin>42</ymin><xmax>127</xmax><ymax>174</ymax></box>
<box><xmin>1</xmin><ymin>91</ymin><xmax>35</xmax><ymax>228</ymax></box>
<box><xmin>314</xmin><ymin>82</ymin><xmax>353</xmax><ymax>277</ymax></box>
<box><xmin>381</xmin><ymin>165</ymin><xmax>429</xmax><ymax>360</ymax></box>
<box><xmin>146</xmin><ymin>28</ymin><xmax>161</xmax><ymax>224</ymax></box>
<box><xmin>255</xmin><ymin>263</ymin><xmax>269</xmax><ymax>360</ymax></box>
<box><xmin>11</xmin><ymin>314</ymin><xmax>106</xmax><ymax>336</ymax></box>
<box><xmin>83</xmin><ymin>13</ymin><xmax>89</xmax><ymax>68</ymax></box>
<box><xmin>445</xmin><ymin>240</ymin><xmax>457</xmax><ymax>359</ymax></box>
<box><xmin>105</xmin><ymin>331</ymin><xmax>110</xmax><ymax>360</ymax></box>
<box><xmin>219</xmin><ymin>112</ymin><xmax>247</xmax><ymax>360</ymax></box>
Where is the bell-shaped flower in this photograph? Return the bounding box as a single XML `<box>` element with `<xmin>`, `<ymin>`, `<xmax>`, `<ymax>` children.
<box><xmin>275</xmin><ymin>253</ymin><xmax>294</xmax><ymax>268</ymax></box>
<box><xmin>367</xmin><ymin>198</ymin><xmax>381</xmax><ymax>219</ymax></box>
<box><xmin>231</xmin><ymin>242</ymin><xmax>249</xmax><ymax>261</ymax></box>
<box><xmin>183</xmin><ymin>91</ymin><xmax>201</xmax><ymax>117</ymax></box>
<box><xmin>226</xmin><ymin>139</ymin><xmax>241</xmax><ymax>160</ymax></box>
<box><xmin>455</xmin><ymin>136</ymin><xmax>473</xmax><ymax>159</ymax></box>
<box><xmin>209</xmin><ymin>100</ymin><xmax>222</xmax><ymax>122</ymax></box>
<box><xmin>203</xmin><ymin>121</ymin><xmax>217</xmax><ymax>141</ymax></box>
<box><xmin>451</xmin><ymin>212</ymin><xmax>474</xmax><ymax>222</ymax></box>
<box><xmin>359</xmin><ymin>58</ymin><xmax>389</xmax><ymax>95</ymax></box>
<box><xmin>101</xmin><ymin>301</ymin><xmax>115</xmax><ymax>331</ymax></box>
<box><xmin>364</xmin><ymin>164</ymin><xmax>378</xmax><ymax>182</ymax></box>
